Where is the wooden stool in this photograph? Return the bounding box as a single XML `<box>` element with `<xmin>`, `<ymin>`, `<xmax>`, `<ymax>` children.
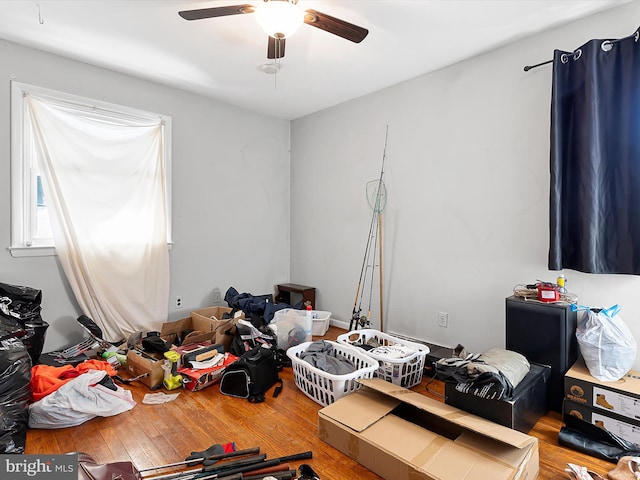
<box><xmin>275</xmin><ymin>283</ymin><xmax>316</xmax><ymax>309</ymax></box>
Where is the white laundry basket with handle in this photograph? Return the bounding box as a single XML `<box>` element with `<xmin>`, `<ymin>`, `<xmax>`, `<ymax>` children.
<box><xmin>337</xmin><ymin>329</ymin><xmax>430</xmax><ymax>388</ymax></box>
<box><xmin>286</xmin><ymin>340</ymin><xmax>378</xmax><ymax>406</ymax></box>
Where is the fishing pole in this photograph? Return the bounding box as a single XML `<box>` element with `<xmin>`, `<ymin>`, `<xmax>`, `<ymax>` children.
<box><xmin>351</xmin><ymin>126</ymin><xmax>389</xmax><ymax>330</ymax></box>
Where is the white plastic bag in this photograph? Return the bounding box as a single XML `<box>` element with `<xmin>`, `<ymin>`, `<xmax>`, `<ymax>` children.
<box><xmin>28</xmin><ymin>369</ymin><xmax>136</xmax><ymax>428</ymax></box>
<box><xmin>576</xmin><ymin>305</ymin><xmax>637</xmax><ymax>382</ymax></box>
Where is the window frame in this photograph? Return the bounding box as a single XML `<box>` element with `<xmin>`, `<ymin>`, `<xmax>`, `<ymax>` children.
<box><xmin>9</xmin><ymin>81</ymin><xmax>173</xmax><ymax>257</ymax></box>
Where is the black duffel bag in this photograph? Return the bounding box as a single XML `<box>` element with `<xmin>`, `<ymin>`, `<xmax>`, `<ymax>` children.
<box><xmin>220</xmin><ymin>345</ymin><xmax>282</xmax><ymax>403</ymax></box>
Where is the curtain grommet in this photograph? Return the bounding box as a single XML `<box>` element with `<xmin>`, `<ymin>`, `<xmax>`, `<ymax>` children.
<box><xmin>601</xmin><ymin>41</ymin><xmax>613</xmax><ymax>52</ymax></box>
<box><xmin>573</xmin><ymin>49</ymin><xmax>582</xmax><ymax>61</ymax></box>
<box><xmin>561</xmin><ymin>53</ymin><xmax>570</xmax><ymax>64</ymax></box>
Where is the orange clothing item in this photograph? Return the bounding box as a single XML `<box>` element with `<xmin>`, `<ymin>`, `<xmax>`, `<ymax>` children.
<box><xmin>30</xmin><ymin>359</ymin><xmax>117</xmax><ymax>402</ymax></box>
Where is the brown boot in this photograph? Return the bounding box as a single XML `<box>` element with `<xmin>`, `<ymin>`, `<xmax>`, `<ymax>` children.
<box><xmin>596</xmin><ymin>393</ymin><xmax>615</xmax><ymax>410</ymax></box>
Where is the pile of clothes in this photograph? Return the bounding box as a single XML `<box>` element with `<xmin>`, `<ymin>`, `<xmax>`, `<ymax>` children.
<box><xmin>435</xmin><ymin>345</ymin><xmax>530</xmax><ymax>400</ymax></box>
<box><xmin>299</xmin><ymin>340</ymin><xmax>358</xmax><ymax>375</ymax></box>
<box><xmin>28</xmin><ymin>359</ymin><xmax>136</xmax><ymax>428</ymax></box>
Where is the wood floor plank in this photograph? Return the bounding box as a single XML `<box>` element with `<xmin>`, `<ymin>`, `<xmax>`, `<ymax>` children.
<box><xmin>24</xmin><ymin>326</ymin><xmax>618</xmax><ymax>479</ymax></box>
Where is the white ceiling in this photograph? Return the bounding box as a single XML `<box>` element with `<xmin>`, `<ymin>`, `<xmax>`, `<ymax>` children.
<box><xmin>0</xmin><ymin>0</ymin><xmax>628</xmax><ymax>120</ymax></box>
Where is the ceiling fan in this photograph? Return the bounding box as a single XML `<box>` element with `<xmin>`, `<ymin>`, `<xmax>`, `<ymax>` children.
<box><xmin>178</xmin><ymin>0</ymin><xmax>369</xmax><ymax>60</ymax></box>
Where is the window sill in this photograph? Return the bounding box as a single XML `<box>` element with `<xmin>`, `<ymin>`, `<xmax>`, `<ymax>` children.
<box><xmin>9</xmin><ymin>243</ymin><xmax>174</xmax><ymax>258</ymax></box>
<box><xmin>9</xmin><ymin>246</ymin><xmax>56</xmax><ymax>257</ymax></box>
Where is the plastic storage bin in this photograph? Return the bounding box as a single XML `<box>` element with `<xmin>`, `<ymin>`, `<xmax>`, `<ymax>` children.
<box><xmin>337</xmin><ymin>329</ymin><xmax>430</xmax><ymax>388</ymax></box>
<box><xmin>311</xmin><ymin>310</ymin><xmax>331</xmax><ymax>336</ymax></box>
<box><xmin>286</xmin><ymin>340</ymin><xmax>379</xmax><ymax>406</ymax></box>
<box><xmin>272</xmin><ymin>309</ymin><xmax>312</xmax><ymax>350</ymax></box>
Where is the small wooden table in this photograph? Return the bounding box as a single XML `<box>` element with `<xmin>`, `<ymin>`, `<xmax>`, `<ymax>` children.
<box><xmin>275</xmin><ymin>283</ymin><xmax>316</xmax><ymax>309</ymax></box>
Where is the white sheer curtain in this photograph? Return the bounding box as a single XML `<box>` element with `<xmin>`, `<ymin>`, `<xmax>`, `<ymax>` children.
<box><xmin>25</xmin><ymin>93</ymin><xmax>170</xmax><ymax>342</ymax></box>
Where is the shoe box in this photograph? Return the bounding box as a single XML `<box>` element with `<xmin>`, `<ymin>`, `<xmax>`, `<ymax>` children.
<box><xmin>563</xmin><ymin>398</ymin><xmax>640</xmax><ymax>447</ymax></box>
<box><xmin>564</xmin><ymin>357</ymin><xmax>640</xmax><ymax>425</ymax></box>
<box><xmin>444</xmin><ymin>363</ymin><xmax>551</xmax><ymax>433</ymax></box>
<box><xmin>319</xmin><ymin>378</ymin><xmax>539</xmax><ymax>480</ymax></box>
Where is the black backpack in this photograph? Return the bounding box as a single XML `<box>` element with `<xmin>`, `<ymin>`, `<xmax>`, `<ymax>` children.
<box><xmin>219</xmin><ymin>345</ymin><xmax>283</xmax><ymax>403</ymax></box>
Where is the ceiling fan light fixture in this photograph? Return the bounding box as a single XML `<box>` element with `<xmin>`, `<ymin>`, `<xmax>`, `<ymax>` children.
<box><xmin>254</xmin><ymin>0</ymin><xmax>304</xmax><ymax>38</ymax></box>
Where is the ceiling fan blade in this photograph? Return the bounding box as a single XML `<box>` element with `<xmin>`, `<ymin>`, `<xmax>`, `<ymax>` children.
<box><xmin>178</xmin><ymin>4</ymin><xmax>255</xmax><ymax>21</ymax></box>
<box><xmin>303</xmin><ymin>9</ymin><xmax>368</xmax><ymax>43</ymax></box>
<box><xmin>267</xmin><ymin>36</ymin><xmax>286</xmax><ymax>59</ymax></box>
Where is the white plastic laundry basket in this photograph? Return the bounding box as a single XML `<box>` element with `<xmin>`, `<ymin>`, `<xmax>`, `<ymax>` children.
<box><xmin>337</xmin><ymin>329</ymin><xmax>430</xmax><ymax>388</ymax></box>
<box><xmin>286</xmin><ymin>340</ymin><xmax>379</xmax><ymax>406</ymax></box>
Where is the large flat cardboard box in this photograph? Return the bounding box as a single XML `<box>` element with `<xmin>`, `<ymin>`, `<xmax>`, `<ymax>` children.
<box><xmin>445</xmin><ymin>363</ymin><xmax>551</xmax><ymax>433</ymax></box>
<box><xmin>319</xmin><ymin>378</ymin><xmax>539</xmax><ymax>480</ymax></box>
<box><xmin>564</xmin><ymin>358</ymin><xmax>640</xmax><ymax>423</ymax></box>
<box><xmin>563</xmin><ymin>398</ymin><xmax>640</xmax><ymax>447</ymax></box>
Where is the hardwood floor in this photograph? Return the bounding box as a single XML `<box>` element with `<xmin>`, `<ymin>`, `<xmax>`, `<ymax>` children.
<box><xmin>25</xmin><ymin>326</ymin><xmax>616</xmax><ymax>479</ymax></box>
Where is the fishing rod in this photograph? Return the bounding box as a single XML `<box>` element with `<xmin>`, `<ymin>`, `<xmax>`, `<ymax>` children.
<box><xmin>351</xmin><ymin>126</ymin><xmax>389</xmax><ymax>331</ymax></box>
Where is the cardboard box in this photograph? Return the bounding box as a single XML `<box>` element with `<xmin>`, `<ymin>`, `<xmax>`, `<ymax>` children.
<box><xmin>190</xmin><ymin>306</ymin><xmax>244</xmax><ymax>351</ymax></box>
<box><xmin>126</xmin><ymin>348</ymin><xmax>165</xmax><ymax>390</ymax></box>
<box><xmin>319</xmin><ymin>378</ymin><xmax>539</xmax><ymax>480</ymax></box>
<box><xmin>162</xmin><ymin>315</ymin><xmax>221</xmax><ymax>346</ymax></box>
<box><xmin>564</xmin><ymin>358</ymin><xmax>640</xmax><ymax>423</ymax></box>
<box><xmin>563</xmin><ymin>399</ymin><xmax>640</xmax><ymax>447</ymax></box>
<box><xmin>125</xmin><ymin>316</ymin><xmax>226</xmax><ymax>390</ymax></box>
<box><xmin>445</xmin><ymin>363</ymin><xmax>551</xmax><ymax>433</ymax></box>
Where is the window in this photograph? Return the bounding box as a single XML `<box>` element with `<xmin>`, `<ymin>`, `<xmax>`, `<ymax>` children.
<box><xmin>9</xmin><ymin>82</ymin><xmax>172</xmax><ymax>257</ymax></box>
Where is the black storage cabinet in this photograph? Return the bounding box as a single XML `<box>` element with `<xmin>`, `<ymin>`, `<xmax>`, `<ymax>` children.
<box><xmin>505</xmin><ymin>296</ymin><xmax>578</xmax><ymax>412</ymax></box>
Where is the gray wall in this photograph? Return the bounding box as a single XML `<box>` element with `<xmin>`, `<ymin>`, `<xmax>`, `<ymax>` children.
<box><xmin>290</xmin><ymin>2</ymin><xmax>640</xmax><ymax>369</ymax></box>
<box><xmin>0</xmin><ymin>40</ymin><xmax>291</xmax><ymax>351</ymax></box>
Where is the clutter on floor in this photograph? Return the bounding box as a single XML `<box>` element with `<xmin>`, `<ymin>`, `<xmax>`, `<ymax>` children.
<box><xmin>28</xmin><ymin>369</ymin><xmax>136</xmax><ymax>429</ymax></box>
<box><xmin>9</xmin><ymin>277</ymin><xmax>640</xmax><ymax>480</ymax></box>
<box><xmin>77</xmin><ymin>442</ymin><xmax>315</xmax><ymax>480</ymax></box>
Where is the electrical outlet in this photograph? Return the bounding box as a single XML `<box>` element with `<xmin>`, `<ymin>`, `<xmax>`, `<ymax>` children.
<box><xmin>212</xmin><ymin>288</ymin><xmax>222</xmax><ymax>304</ymax></box>
<box><xmin>437</xmin><ymin>312</ymin><xmax>448</xmax><ymax>328</ymax></box>
<box><xmin>175</xmin><ymin>296</ymin><xmax>183</xmax><ymax>309</ymax></box>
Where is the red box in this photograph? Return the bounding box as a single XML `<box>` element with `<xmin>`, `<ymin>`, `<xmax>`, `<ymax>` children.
<box><xmin>178</xmin><ymin>352</ymin><xmax>238</xmax><ymax>391</ymax></box>
<box><xmin>537</xmin><ymin>284</ymin><xmax>560</xmax><ymax>302</ymax></box>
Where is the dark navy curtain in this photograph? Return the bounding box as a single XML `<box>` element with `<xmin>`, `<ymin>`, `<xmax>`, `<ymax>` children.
<box><xmin>549</xmin><ymin>28</ymin><xmax>640</xmax><ymax>274</ymax></box>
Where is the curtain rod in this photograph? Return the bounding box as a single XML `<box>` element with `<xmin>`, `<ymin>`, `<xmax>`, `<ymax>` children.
<box><xmin>523</xmin><ymin>31</ymin><xmax>638</xmax><ymax>72</ymax></box>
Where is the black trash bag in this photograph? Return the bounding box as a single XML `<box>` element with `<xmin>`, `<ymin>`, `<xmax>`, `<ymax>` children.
<box><xmin>20</xmin><ymin>321</ymin><xmax>49</xmax><ymax>365</ymax></box>
<box><xmin>558</xmin><ymin>413</ymin><xmax>640</xmax><ymax>462</ymax></box>
<box><xmin>0</xmin><ymin>282</ymin><xmax>48</xmax><ymax>364</ymax></box>
<box><xmin>0</xmin><ymin>282</ymin><xmax>43</xmax><ymax>324</ymax></box>
<box><xmin>0</xmin><ymin>316</ymin><xmax>25</xmax><ymax>343</ymax></box>
<box><xmin>0</xmin><ymin>337</ymin><xmax>32</xmax><ymax>454</ymax></box>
